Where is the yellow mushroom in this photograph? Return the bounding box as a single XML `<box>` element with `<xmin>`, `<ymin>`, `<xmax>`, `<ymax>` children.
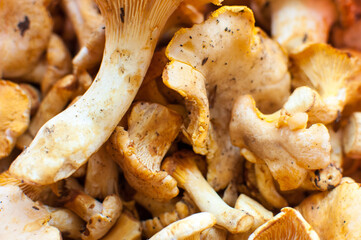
<box><xmin>163</xmin><ymin>6</ymin><xmax>290</xmax><ymax>190</ymax></box>
<box><xmin>0</xmin><ymin>80</ymin><xmax>30</xmax><ymax>159</ymax></box>
<box><xmin>108</xmin><ymin>102</ymin><xmax>181</xmax><ymax>200</ymax></box>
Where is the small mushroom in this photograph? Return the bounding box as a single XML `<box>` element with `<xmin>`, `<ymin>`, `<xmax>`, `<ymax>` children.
<box><xmin>108</xmin><ymin>102</ymin><xmax>181</xmax><ymax>200</ymax></box>
<box><xmin>40</xmin><ymin>34</ymin><xmax>72</xmax><ymax>94</ymax></box>
<box><xmin>46</xmin><ymin>206</ymin><xmax>85</xmax><ymax>240</ymax></box>
<box><xmin>163</xmin><ymin>5</ymin><xmax>290</xmax><ymax>190</ymax></box>
<box><xmin>162</xmin><ymin>150</ymin><xmax>254</xmax><ymax>234</ymax></box>
<box><xmin>141</xmin><ymin>194</ymin><xmax>198</xmax><ymax>238</ymax></box>
<box><xmin>63</xmin><ymin>189</ymin><xmax>122</xmax><ymax>240</ymax></box>
<box><xmin>229</xmin><ymin>194</ymin><xmax>274</xmax><ymax>240</ymax></box>
<box><xmin>296</xmin><ymin>177</ymin><xmax>361</xmax><ymax>239</ymax></box>
<box><xmin>0</xmin><ymin>0</ymin><xmax>52</xmax><ymax>79</ymax></box>
<box><xmin>248</xmin><ymin>207</ymin><xmax>320</xmax><ymax>240</ymax></box>
<box><xmin>84</xmin><ymin>145</ymin><xmax>119</xmax><ymax>199</ymax></box>
<box><xmin>343</xmin><ymin>112</ymin><xmax>361</xmax><ymax>158</ymax></box>
<box><xmin>102</xmin><ymin>209</ymin><xmax>141</xmax><ymax>240</ymax></box>
<box><xmin>230</xmin><ymin>95</ymin><xmax>331</xmax><ymax>190</ymax></box>
<box><xmin>290</xmin><ymin>43</ymin><xmax>361</xmax><ymax>124</ymax></box>
<box><xmin>271</xmin><ymin>0</ymin><xmax>336</xmax><ymax>53</ymax></box>
<box><xmin>0</xmin><ymin>185</ymin><xmax>61</xmax><ymax>239</ymax></box>
<box><xmin>149</xmin><ymin>212</ymin><xmax>217</xmax><ymax>240</ymax></box>
<box><xmin>0</xmin><ymin>80</ymin><xmax>30</xmax><ymax>159</ymax></box>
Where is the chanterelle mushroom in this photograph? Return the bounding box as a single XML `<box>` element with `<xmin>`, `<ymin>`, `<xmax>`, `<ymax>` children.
<box><xmin>0</xmin><ymin>0</ymin><xmax>52</xmax><ymax>79</ymax></box>
<box><xmin>230</xmin><ymin>95</ymin><xmax>331</xmax><ymax>191</ymax></box>
<box><xmin>0</xmin><ymin>80</ymin><xmax>30</xmax><ymax>159</ymax></box>
<box><xmin>162</xmin><ymin>150</ymin><xmax>254</xmax><ymax>234</ymax></box>
<box><xmin>296</xmin><ymin>177</ymin><xmax>361</xmax><ymax>239</ymax></box>
<box><xmin>163</xmin><ymin>6</ymin><xmax>290</xmax><ymax>190</ymax></box>
<box><xmin>249</xmin><ymin>207</ymin><xmax>320</xmax><ymax>240</ymax></box>
<box><xmin>0</xmin><ymin>185</ymin><xmax>61</xmax><ymax>239</ymax></box>
<box><xmin>343</xmin><ymin>112</ymin><xmax>361</xmax><ymax>158</ymax></box>
<box><xmin>10</xmin><ymin>0</ymin><xmax>183</xmax><ymax>185</ymax></box>
<box><xmin>108</xmin><ymin>102</ymin><xmax>181</xmax><ymax>200</ymax></box>
<box><xmin>290</xmin><ymin>43</ymin><xmax>361</xmax><ymax>124</ymax></box>
<box><xmin>270</xmin><ymin>0</ymin><xmax>336</xmax><ymax>53</ymax></box>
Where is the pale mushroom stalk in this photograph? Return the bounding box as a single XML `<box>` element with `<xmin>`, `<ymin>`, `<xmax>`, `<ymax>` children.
<box><xmin>102</xmin><ymin>210</ymin><xmax>141</xmax><ymax>240</ymax></box>
<box><xmin>162</xmin><ymin>151</ymin><xmax>254</xmax><ymax>234</ymax></box>
<box><xmin>10</xmin><ymin>0</ymin><xmax>183</xmax><ymax>185</ymax></box>
<box><xmin>343</xmin><ymin>112</ymin><xmax>361</xmax><ymax>158</ymax></box>
<box><xmin>149</xmin><ymin>212</ymin><xmax>216</xmax><ymax>240</ymax></box>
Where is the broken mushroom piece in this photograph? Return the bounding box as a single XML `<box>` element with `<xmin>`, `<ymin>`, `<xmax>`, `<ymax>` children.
<box><xmin>163</xmin><ymin>5</ymin><xmax>290</xmax><ymax>190</ymax></box>
<box><xmin>230</xmin><ymin>95</ymin><xmax>331</xmax><ymax>191</ymax></box>
<box><xmin>229</xmin><ymin>194</ymin><xmax>273</xmax><ymax>240</ymax></box>
<box><xmin>343</xmin><ymin>112</ymin><xmax>361</xmax><ymax>158</ymax></box>
<box><xmin>64</xmin><ymin>190</ymin><xmax>122</xmax><ymax>240</ymax></box>
<box><xmin>296</xmin><ymin>178</ymin><xmax>361</xmax><ymax>239</ymax></box>
<box><xmin>162</xmin><ymin>150</ymin><xmax>254</xmax><ymax>234</ymax></box>
<box><xmin>108</xmin><ymin>102</ymin><xmax>181</xmax><ymax>200</ymax></box>
<box><xmin>0</xmin><ymin>0</ymin><xmax>52</xmax><ymax>79</ymax></box>
<box><xmin>248</xmin><ymin>207</ymin><xmax>320</xmax><ymax>240</ymax></box>
<box><xmin>149</xmin><ymin>212</ymin><xmax>216</xmax><ymax>240</ymax></box>
<box><xmin>270</xmin><ymin>0</ymin><xmax>336</xmax><ymax>53</ymax></box>
<box><xmin>290</xmin><ymin>43</ymin><xmax>361</xmax><ymax>124</ymax></box>
<box><xmin>0</xmin><ymin>80</ymin><xmax>30</xmax><ymax>159</ymax></box>
<box><xmin>84</xmin><ymin>145</ymin><xmax>119</xmax><ymax>199</ymax></box>
<box><xmin>0</xmin><ymin>185</ymin><xmax>61</xmax><ymax>239</ymax></box>
<box><xmin>10</xmin><ymin>0</ymin><xmax>184</xmax><ymax>185</ymax></box>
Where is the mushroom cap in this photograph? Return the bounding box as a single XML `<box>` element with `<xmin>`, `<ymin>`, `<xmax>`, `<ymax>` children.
<box><xmin>108</xmin><ymin>102</ymin><xmax>181</xmax><ymax>200</ymax></box>
<box><xmin>296</xmin><ymin>178</ymin><xmax>361</xmax><ymax>239</ymax></box>
<box><xmin>290</xmin><ymin>43</ymin><xmax>361</xmax><ymax>123</ymax></box>
<box><xmin>0</xmin><ymin>185</ymin><xmax>61</xmax><ymax>239</ymax></box>
<box><xmin>0</xmin><ymin>0</ymin><xmax>52</xmax><ymax>78</ymax></box>
<box><xmin>249</xmin><ymin>207</ymin><xmax>320</xmax><ymax>240</ymax></box>
<box><xmin>0</xmin><ymin>80</ymin><xmax>30</xmax><ymax>159</ymax></box>
<box><xmin>163</xmin><ymin>5</ymin><xmax>290</xmax><ymax>190</ymax></box>
<box><xmin>230</xmin><ymin>94</ymin><xmax>331</xmax><ymax>190</ymax></box>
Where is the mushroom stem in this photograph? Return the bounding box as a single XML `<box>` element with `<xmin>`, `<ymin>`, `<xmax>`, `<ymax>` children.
<box><xmin>10</xmin><ymin>0</ymin><xmax>183</xmax><ymax>185</ymax></box>
<box><xmin>162</xmin><ymin>151</ymin><xmax>254</xmax><ymax>234</ymax></box>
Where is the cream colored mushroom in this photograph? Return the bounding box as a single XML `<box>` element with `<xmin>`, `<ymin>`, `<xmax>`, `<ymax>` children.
<box><xmin>141</xmin><ymin>194</ymin><xmax>198</xmax><ymax>238</ymax></box>
<box><xmin>63</xmin><ymin>190</ymin><xmax>122</xmax><ymax>240</ymax></box>
<box><xmin>0</xmin><ymin>80</ymin><xmax>30</xmax><ymax>159</ymax></box>
<box><xmin>162</xmin><ymin>150</ymin><xmax>254</xmax><ymax>234</ymax></box>
<box><xmin>84</xmin><ymin>145</ymin><xmax>119</xmax><ymax>199</ymax></box>
<box><xmin>149</xmin><ymin>212</ymin><xmax>216</xmax><ymax>240</ymax></box>
<box><xmin>0</xmin><ymin>185</ymin><xmax>61</xmax><ymax>239</ymax></box>
<box><xmin>290</xmin><ymin>43</ymin><xmax>361</xmax><ymax>124</ymax></box>
<box><xmin>229</xmin><ymin>194</ymin><xmax>274</xmax><ymax>240</ymax></box>
<box><xmin>343</xmin><ymin>112</ymin><xmax>361</xmax><ymax>158</ymax></box>
<box><xmin>0</xmin><ymin>0</ymin><xmax>52</xmax><ymax>79</ymax></box>
<box><xmin>40</xmin><ymin>34</ymin><xmax>72</xmax><ymax>94</ymax></box>
<box><xmin>102</xmin><ymin>209</ymin><xmax>141</xmax><ymax>240</ymax></box>
<box><xmin>163</xmin><ymin>5</ymin><xmax>290</xmax><ymax>190</ymax></box>
<box><xmin>248</xmin><ymin>207</ymin><xmax>320</xmax><ymax>240</ymax></box>
<box><xmin>10</xmin><ymin>0</ymin><xmax>184</xmax><ymax>186</ymax></box>
<box><xmin>108</xmin><ymin>102</ymin><xmax>181</xmax><ymax>200</ymax></box>
<box><xmin>19</xmin><ymin>84</ymin><xmax>41</xmax><ymax>116</ymax></box>
<box><xmin>230</xmin><ymin>95</ymin><xmax>331</xmax><ymax>191</ymax></box>
<box><xmin>296</xmin><ymin>177</ymin><xmax>361</xmax><ymax>239</ymax></box>
<box><xmin>271</xmin><ymin>0</ymin><xmax>336</xmax><ymax>53</ymax></box>
<box><xmin>46</xmin><ymin>206</ymin><xmax>85</xmax><ymax>240</ymax></box>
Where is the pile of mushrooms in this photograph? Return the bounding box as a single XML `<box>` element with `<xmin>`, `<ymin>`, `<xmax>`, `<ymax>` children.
<box><xmin>1</xmin><ymin>0</ymin><xmax>361</xmax><ymax>239</ymax></box>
